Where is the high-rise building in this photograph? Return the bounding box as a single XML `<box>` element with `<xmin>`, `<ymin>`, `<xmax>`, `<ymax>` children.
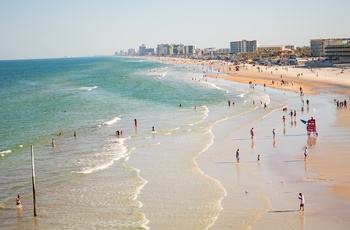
<box><xmin>230</xmin><ymin>40</ymin><xmax>258</xmax><ymax>54</ymax></box>
<box><xmin>184</xmin><ymin>45</ymin><xmax>196</xmax><ymax>55</ymax></box>
<box><xmin>128</xmin><ymin>48</ymin><xmax>136</xmax><ymax>55</ymax></box>
<box><xmin>138</xmin><ymin>44</ymin><xmax>146</xmax><ymax>56</ymax></box>
<box><xmin>157</xmin><ymin>44</ymin><xmax>170</xmax><ymax>56</ymax></box>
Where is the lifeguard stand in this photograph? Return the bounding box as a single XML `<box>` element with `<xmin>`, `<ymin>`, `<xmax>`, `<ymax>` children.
<box><xmin>307</xmin><ymin>117</ymin><xmax>318</xmax><ymax>136</ymax></box>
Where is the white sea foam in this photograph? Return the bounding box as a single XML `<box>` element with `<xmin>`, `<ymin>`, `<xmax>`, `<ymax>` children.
<box><xmin>102</xmin><ymin>116</ymin><xmax>121</xmax><ymax>125</ymax></box>
<box><xmin>77</xmin><ymin>161</ymin><xmax>115</xmax><ymax>174</ymax></box>
<box><xmin>0</xmin><ymin>149</ymin><xmax>11</xmax><ymax>155</ymax></box>
<box><xmin>79</xmin><ymin>86</ymin><xmax>98</xmax><ymax>91</ymax></box>
<box><xmin>237</xmin><ymin>93</ymin><xmax>246</xmax><ymax>98</ymax></box>
<box><xmin>189</xmin><ymin>105</ymin><xmax>209</xmax><ymax>126</ymax></box>
<box><xmin>203</xmin><ymin>82</ymin><xmax>229</xmax><ymax>94</ymax></box>
<box><xmin>75</xmin><ymin>138</ymin><xmax>128</xmax><ymax>174</ymax></box>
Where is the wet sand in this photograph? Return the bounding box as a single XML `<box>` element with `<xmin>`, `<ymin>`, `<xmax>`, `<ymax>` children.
<box><xmin>149</xmin><ymin>56</ymin><xmax>350</xmax><ymax>228</ymax></box>
<box><xmin>207</xmin><ymin>65</ymin><xmax>350</xmax><ymax>229</ymax></box>
<box><xmin>199</xmin><ymin>88</ymin><xmax>350</xmax><ymax>229</ymax></box>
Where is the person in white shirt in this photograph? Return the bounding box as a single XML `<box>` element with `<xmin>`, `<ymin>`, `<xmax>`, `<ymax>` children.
<box><xmin>304</xmin><ymin>147</ymin><xmax>308</xmax><ymax>161</ymax></box>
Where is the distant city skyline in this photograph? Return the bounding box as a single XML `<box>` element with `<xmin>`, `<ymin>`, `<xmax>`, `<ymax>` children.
<box><xmin>1</xmin><ymin>0</ymin><xmax>349</xmax><ymax>60</ymax></box>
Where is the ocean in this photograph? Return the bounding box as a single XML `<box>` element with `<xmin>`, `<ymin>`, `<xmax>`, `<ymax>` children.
<box><xmin>0</xmin><ymin>57</ymin><xmax>283</xmax><ymax>229</ymax></box>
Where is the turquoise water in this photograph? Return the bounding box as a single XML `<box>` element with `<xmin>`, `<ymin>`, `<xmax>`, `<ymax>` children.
<box><xmin>0</xmin><ymin>57</ymin><xmax>279</xmax><ymax>229</ymax></box>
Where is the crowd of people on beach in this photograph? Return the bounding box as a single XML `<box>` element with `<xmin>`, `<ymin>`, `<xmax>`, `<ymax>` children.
<box><xmin>26</xmin><ymin>59</ymin><xmax>349</xmax><ymax>218</ymax></box>
<box><xmin>335</xmin><ymin>99</ymin><xmax>347</xmax><ymax>108</ymax></box>
<box><xmin>231</xmin><ymin>85</ymin><xmax>318</xmax><ymax>211</ymax></box>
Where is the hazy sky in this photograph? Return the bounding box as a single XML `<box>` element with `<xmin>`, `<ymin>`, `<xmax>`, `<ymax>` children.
<box><xmin>1</xmin><ymin>0</ymin><xmax>349</xmax><ymax>60</ymax></box>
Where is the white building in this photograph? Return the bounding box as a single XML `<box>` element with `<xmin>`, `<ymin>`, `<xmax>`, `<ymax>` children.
<box><xmin>230</xmin><ymin>40</ymin><xmax>258</xmax><ymax>54</ymax></box>
<box><xmin>204</xmin><ymin>47</ymin><xmax>216</xmax><ymax>56</ymax></box>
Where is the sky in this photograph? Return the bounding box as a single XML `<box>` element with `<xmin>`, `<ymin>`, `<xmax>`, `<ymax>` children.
<box><xmin>0</xmin><ymin>0</ymin><xmax>349</xmax><ymax>60</ymax></box>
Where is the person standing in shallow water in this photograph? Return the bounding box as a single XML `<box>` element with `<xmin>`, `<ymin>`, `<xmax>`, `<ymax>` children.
<box><xmin>298</xmin><ymin>193</ymin><xmax>305</xmax><ymax>211</ymax></box>
<box><xmin>304</xmin><ymin>147</ymin><xmax>308</xmax><ymax>161</ymax></box>
<box><xmin>250</xmin><ymin>127</ymin><xmax>254</xmax><ymax>138</ymax></box>
<box><xmin>16</xmin><ymin>195</ymin><xmax>21</xmax><ymax>207</ymax></box>
<box><xmin>236</xmin><ymin>149</ymin><xmax>240</xmax><ymax>163</ymax></box>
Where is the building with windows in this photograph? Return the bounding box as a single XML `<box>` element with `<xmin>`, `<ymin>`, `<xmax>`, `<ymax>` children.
<box><xmin>230</xmin><ymin>40</ymin><xmax>258</xmax><ymax>54</ymax></box>
<box><xmin>217</xmin><ymin>48</ymin><xmax>230</xmax><ymax>54</ymax></box>
<box><xmin>256</xmin><ymin>45</ymin><xmax>287</xmax><ymax>58</ymax></box>
<box><xmin>170</xmin><ymin>44</ymin><xmax>184</xmax><ymax>55</ymax></box>
<box><xmin>285</xmin><ymin>45</ymin><xmax>296</xmax><ymax>50</ymax></box>
<box><xmin>325</xmin><ymin>42</ymin><xmax>350</xmax><ymax>63</ymax></box>
<box><xmin>310</xmin><ymin>38</ymin><xmax>350</xmax><ymax>57</ymax></box>
<box><xmin>138</xmin><ymin>44</ymin><xmax>147</xmax><ymax>56</ymax></box>
<box><xmin>128</xmin><ymin>48</ymin><xmax>136</xmax><ymax>55</ymax></box>
<box><xmin>257</xmin><ymin>45</ymin><xmax>285</xmax><ymax>53</ymax></box>
<box><xmin>203</xmin><ymin>47</ymin><xmax>216</xmax><ymax>56</ymax></box>
<box><xmin>156</xmin><ymin>44</ymin><xmax>187</xmax><ymax>56</ymax></box>
<box><xmin>184</xmin><ymin>45</ymin><xmax>196</xmax><ymax>55</ymax></box>
<box><xmin>157</xmin><ymin>44</ymin><xmax>170</xmax><ymax>56</ymax></box>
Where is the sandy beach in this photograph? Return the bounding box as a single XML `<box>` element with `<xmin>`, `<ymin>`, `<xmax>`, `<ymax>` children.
<box><xmin>1</xmin><ymin>56</ymin><xmax>349</xmax><ymax>229</ymax></box>
<box><xmin>150</xmin><ymin>56</ymin><xmax>350</xmax><ymax>229</ymax></box>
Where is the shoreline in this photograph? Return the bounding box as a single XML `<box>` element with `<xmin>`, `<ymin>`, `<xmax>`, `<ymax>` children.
<box><xmin>149</xmin><ymin>56</ymin><xmax>350</xmax><ymax>228</ymax></box>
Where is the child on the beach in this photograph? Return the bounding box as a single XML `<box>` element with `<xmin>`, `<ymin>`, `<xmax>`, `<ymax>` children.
<box><xmin>304</xmin><ymin>147</ymin><xmax>308</xmax><ymax>161</ymax></box>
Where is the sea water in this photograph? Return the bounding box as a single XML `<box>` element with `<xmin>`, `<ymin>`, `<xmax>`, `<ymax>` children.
<box><xmin>0</xmin><ymin>57</ymin><xmax>283</xmax><ymax>229</ymax></box>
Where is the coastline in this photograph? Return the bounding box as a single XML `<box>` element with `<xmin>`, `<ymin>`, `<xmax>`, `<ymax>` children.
<box><xmin>149</xmin><ymin>56</ymin><xmax>350</xmax><ymax>228</ymax></box>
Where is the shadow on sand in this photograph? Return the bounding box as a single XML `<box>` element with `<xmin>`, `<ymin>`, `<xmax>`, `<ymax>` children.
<box><xmin>269</xmin><ymin>210</ymin><xmax>299</xmax><ymax>213</ymax></box>
<box><xmin>215</xmin><ymin>161</ymin><xmax>234</xmax><ymax>164</ymax></box>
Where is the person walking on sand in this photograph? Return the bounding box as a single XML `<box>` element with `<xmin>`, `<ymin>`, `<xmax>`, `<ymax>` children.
<box><xmin>236</xmin><ymin>149</ymin><xmax>240</xmax><ymax>163</ymax></box>
<box><xmin>304</xmin><ymin>147</ymin><xmax>308</xmax><ymax>161</ymax></box>
<box><xmin>272</xmin><ymin>128</ymin><xmax>276</xmax><ymax>139</ymax></box>
<box><xmin>298</xmin><ymin>193</ymin><xmax>305</xmax><ymax>211</ymax></box>
<box><xmin>250</xmin><ymin>127</ymin><xmax>254</xmax><ymax>139</ymax></box>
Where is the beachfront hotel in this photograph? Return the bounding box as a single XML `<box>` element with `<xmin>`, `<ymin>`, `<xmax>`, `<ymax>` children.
<box><xmin>138</xmin><ymin>44</ymin><xmax>155</xmax><ymax>56</ymax></box>
<box><xmin>156</xmin><ymin>44</ymin><xmax>185</xmax><ymax>56</ymax></box>
<box><xmin>310</xmin><ymin>38</ymin><xmax>350</xmax><ymax>57</ymax></box>
<box><xmin>325</xmin><ymin>42</ymin><xmax>350</xmax><ymax>63</ymax></box>
<box><xmin>156</xmin><ymin>44</ymin><xmax>196</xmax><ymax>56</ymax></box>
<box><xmin>230</xmin><ymin>40</ymin><xmax>258</xmax><ymax>54</ymax></box>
